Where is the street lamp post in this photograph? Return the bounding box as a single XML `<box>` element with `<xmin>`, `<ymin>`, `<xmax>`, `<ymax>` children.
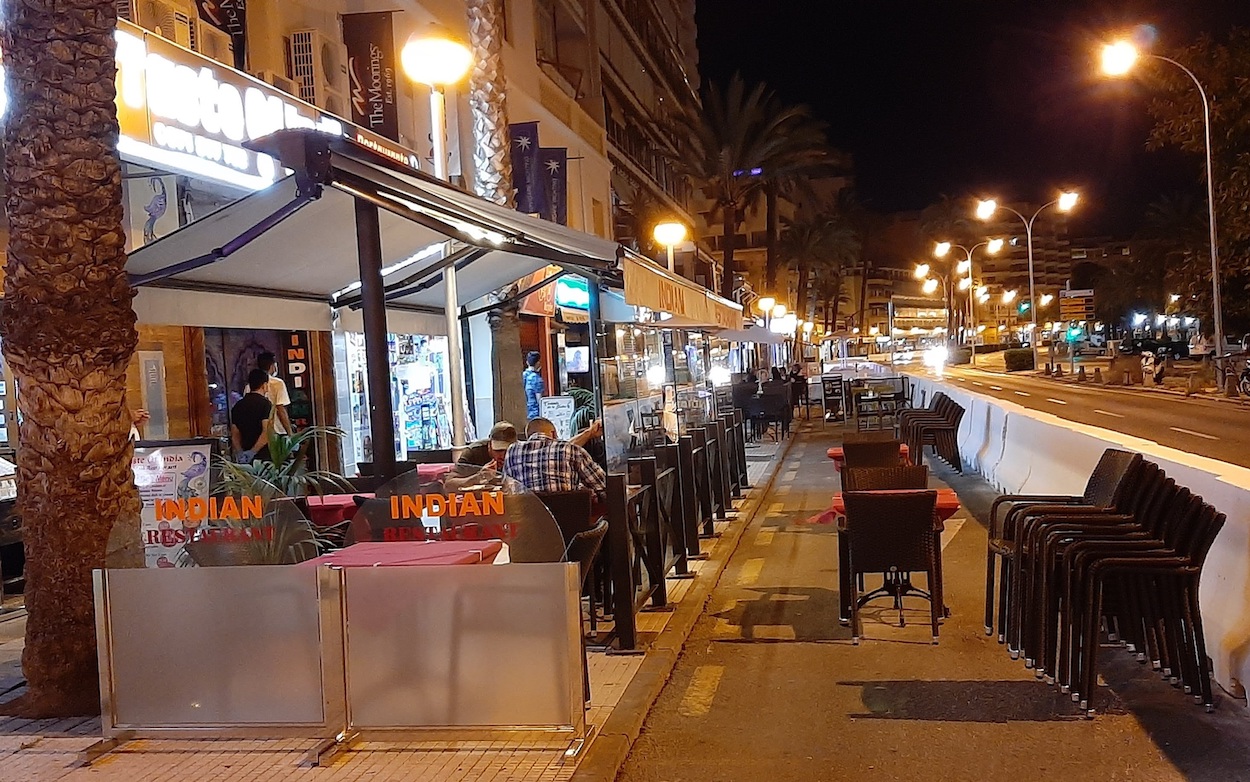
<box><xmin>976</xmin><ymin>193</ymin><xmax>1079</xmax><ymax>371</ymax></box>
<box><xmin>653</xmin><ymin>221</ymin><xmax>688</xmax><ymax>273</ymax></box>
<box><xmin>935</xmin><ymin>238</ymin><xmax>1003</xmax><ymax>366</ymax></box>
<box><xmin>402</xmin><ymin>26</ymin><xmax>474</xmax><ymax>450</ymax></box>
<box><xmin>1102</xmin><ymin>39</ymin><xmax>1225</xmax><ymax>375</ymax></box>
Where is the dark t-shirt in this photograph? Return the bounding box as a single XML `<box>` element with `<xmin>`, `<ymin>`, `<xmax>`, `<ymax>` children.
<box><xmin>458</xmin><ymin>440</ymin><xmax>492</xmax><ymax>467</ymax></box>
<box><xmin>231</xmin><ymin>392</ymin><xmax>272</xmax><ymax>451</ymax></box>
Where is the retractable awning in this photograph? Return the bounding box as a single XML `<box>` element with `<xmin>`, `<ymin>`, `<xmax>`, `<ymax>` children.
<box><xmin>125</xmin><ymin>130</ymin><xmax>620</xmax><ymax>331</ymax></box>
<box><xmin>613</xmin><ymin>253</ymin><xmax>743</xmax><ymax>329</ymax></box>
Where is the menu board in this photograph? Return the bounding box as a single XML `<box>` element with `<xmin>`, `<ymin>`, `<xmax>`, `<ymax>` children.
<box><xmin>132</xmin><ymin>439</ymin><xmax>215</xmax><ymax>568</ymax></box>
<box><xmin>540</xmin><ymin>396</ymin><xmax>577</xmax><ymax>440</ymax></box>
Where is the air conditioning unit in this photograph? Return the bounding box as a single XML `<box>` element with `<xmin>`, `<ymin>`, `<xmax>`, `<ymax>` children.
<box><xmin>253</xmin><ymin>69</ymin><xmax>299</xmax><ymax>98</ymax></box>
<box><xmin>193</xmin><ymin>20</ymin><xmax>234</xmax><ymax>66</ymax></box>
<box><xmin>119</xmin><ymin>0</ymin><xmax>196</xmax><ymax>49</ymax></box>
<box><xmin>289</xmin><ymin>29</ymin><xmax>349</xmax><ymax>117</ymax></box>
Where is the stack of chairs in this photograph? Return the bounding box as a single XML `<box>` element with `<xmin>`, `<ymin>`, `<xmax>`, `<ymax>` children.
<box><xmin>988</xmin><ymin>451</ymin><xmax>1226</xmax><ymax>715</ymax></box>
<box><xmin>897</xmin><ymin>393</ymin><xmax>964</xmax><ymax>472</ymax></box>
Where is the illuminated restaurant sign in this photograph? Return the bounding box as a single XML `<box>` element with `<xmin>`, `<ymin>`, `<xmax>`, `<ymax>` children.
<box><xmin>1</xmin><ymin>19</ymin><xmax>421</xmax><ymax>191</ymax></box>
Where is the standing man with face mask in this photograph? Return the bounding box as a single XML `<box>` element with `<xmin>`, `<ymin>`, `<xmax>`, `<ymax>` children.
<box><xmin>257</xmin><ymin>351</ymin><xmax>292</xmax><ymax>437</ymax></box>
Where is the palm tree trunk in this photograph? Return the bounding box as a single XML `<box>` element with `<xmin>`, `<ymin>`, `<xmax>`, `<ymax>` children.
<box><xmin>857</xmin><ymin>261</ymin><xmax>870</xmax><ymax>333</ymax></box>
<box><xmin>1</xmin><ymin>0</ymin><xmax>142</xmax><ymax>717</ymax></box>
<box><xmin>487</xmin><ymin>303</ymin><xmax>527</xmax><ymax>426</ymax></box>
<box><xmin>794</xmin><ymin>262</ymin><xmax>810</xmax><ymax>360</ymax></box>
<box><xmin>466</xmin><ymin>0</ymin><xmax>515</xmax><ymax>207</ymax></box>
<box><xmin>720</xmin><ymin>206</ymin><xmax>737</xmax><ymax>301</ymax></box>
<box><xmin>764</xmin><ymin>182</ymin><xmax>778</xmax><ymax>292</ymax></box>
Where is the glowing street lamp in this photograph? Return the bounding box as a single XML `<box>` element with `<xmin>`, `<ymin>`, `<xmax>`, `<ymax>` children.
<box><xmin>756</xmin><ymin>296</ymin><xmax>776</xmax><ymax>313</ymax></box>
<box><xmin>653</xmin><ymin>221</ymin><xmax>687</xmax><ymax>272</ymax></box>
<box><xmin>1003</xmin><ymin>289</ymin><xmax>1018</xmax><ymax>304</ymax></box>
<box><xmin>772</xmin><ymin>303</ymin><xmax>787</xmax><ymax>319</ymax></box>
<box><xmin>402</xmin><ymin>24</ymin><xmax>474</xmax><ymax>450</ymax></box>
<box><xmin>1040</xmin><ymin>293</ymin><xmax>1054</xmax><ymax>307</ymax></box>
<box><xmin>914</xmin><ymin>263</ymin><xmax>931</xmax><ymax>279</ymax></box>
<box><xmin>922</xmin><ymin>278</ymin><xmax>940</xmax><ymax>295</ymax></box>
<box><xmin>1102</xmin><ymin>35</ymin><xmax>1224</xmax><ymax>364</ymax></box>
<box><xmin>931</xmin><ymin>238</ymin><xmax>1003</xmax><ymax>366</ymax></box>
<box><xmin>977</xmin><ymin>192</ymin><xmax>1080</xmax><ymax>368</ymax></box>
<box><xmin>934</xmin><ymin>241</ymin><xmax>952</xmax><ymax>257</ymax></box>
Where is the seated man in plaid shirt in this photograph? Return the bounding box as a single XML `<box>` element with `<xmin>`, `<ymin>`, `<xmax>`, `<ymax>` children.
<box><xmin>504</xmin><ymin>417</ymin><xmax>607</xmax><ymax>500</ymax></box>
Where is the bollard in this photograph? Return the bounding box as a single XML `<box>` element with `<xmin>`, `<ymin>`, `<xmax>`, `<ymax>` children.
<box><xmin>1077</xmin><ymin>366</ymin><xmax>1087</xmax><ymax>382</ymax></box>
<box><xmin>1053</xmin><ymin>365</ymin><xmax>1064</xmax><ymax>378</ymax></box>
<box><xmin>1043</xmin><ymin>364</ymin><xmax>1052</xmax><ymax>376</ymax></box>
<box><xmin>1093</xmin><ymin>367</ymin><xmax>1103</xmax><ymax>384</ymax></box>
<box><xmin>1226</xmin><ymin>375</ymin><xmax>1241</xmax><ymax>399</ymax></box>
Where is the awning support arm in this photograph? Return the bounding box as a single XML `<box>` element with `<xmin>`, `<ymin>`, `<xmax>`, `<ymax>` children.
<box><xmin>333</xmin><ymin>246</ymin><xmax>486</xmax><ymax>310</ymax></box>
<box><xmin>129</xmin><ymin>192</ymin><xmax>316</xmax><ymax>287</ymax></box>
<box><xmin>460</xmin><ymin>270</ymin><xmax>571</xmax><ymax>320</ymax></box>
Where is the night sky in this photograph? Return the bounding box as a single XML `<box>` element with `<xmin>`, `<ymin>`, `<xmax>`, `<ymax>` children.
<box><xmin>695</xmin><ymin>0</ymin><xmax>1250</xmax><ymax>237</ymax></box>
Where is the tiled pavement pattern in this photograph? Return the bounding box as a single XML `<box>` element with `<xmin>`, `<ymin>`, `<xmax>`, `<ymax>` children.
<box><xmin>0</xmin><ymin>436</ymin><xmax>787</xmax><ymax>782</ymax></box>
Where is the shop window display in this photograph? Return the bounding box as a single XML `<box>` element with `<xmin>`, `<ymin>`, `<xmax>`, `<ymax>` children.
<box><xmin>335</xmin><ymin>332</ymin><xmax>453</xmax><ymax>475</ymax></box>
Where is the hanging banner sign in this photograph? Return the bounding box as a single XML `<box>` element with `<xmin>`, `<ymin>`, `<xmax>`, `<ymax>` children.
<box><xmin>282</xmin><ymin>331</ymin><xmax>315</xmax><ymax>431</ymax></box>
<box><xmin>133</xmin><ymin>439</ymin><xmax>216</xmax><ymax>568</ymax></box>
<box><xmin>509</xmin><ymin>122</ymin><xmax>546</xmax><ymax>215</ymax></box>
<box><xmin>518</xmin><ymin>265</ymin><xmax>560</xmax><ymax>317</ymax></box>
<box><xmin>342</xmin><ymin>11</ymin><xmax>400</xmax><ymax>141</ymax></box>
<box><xmin>193</xmin><ymin>0</ymin><xmax>247</xmax><ymax>70</ymax></box>
<box><xmin>539</xmin><ymin>147</ymin><xmax>568</xmax><ymax>225</ymax></box>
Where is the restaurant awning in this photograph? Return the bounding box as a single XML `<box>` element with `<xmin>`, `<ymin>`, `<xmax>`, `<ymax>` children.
<box><xmin>125</xmin><ymin>130</ymin><xmax>621</xmax><ymax>332</ymax></box>
<box><xmin>713</xmin><ymin>325</ymin><xmax>789</xmax><ymax>345</ymax></box>
<box><xmin>615</xmin><ymin>253</ymin><xmax>743</xmax><ymax>329</ymax></box>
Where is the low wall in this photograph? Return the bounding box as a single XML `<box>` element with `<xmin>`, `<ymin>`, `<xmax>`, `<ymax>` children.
<box><xmin>906</xmin><ymin>372</ymin><xmax>1250</xmax><ymax>699</ymax></box>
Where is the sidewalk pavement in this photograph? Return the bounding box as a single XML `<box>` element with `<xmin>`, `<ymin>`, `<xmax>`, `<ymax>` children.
<box><xmin>617</xmin><ymin>426</ymin><xmax>1250</xmax><ymax>781</ymax></box>
<box><xmin>0</xmin><ymin>431</ymin><xmax>795</xmax><ymax>782</ymax></box>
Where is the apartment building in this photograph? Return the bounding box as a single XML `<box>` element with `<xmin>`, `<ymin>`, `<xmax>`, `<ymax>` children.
<box><xmin>977</xmin><ymin>203</ymin><xmax>1072</xmax><ymax>298</ymax></box>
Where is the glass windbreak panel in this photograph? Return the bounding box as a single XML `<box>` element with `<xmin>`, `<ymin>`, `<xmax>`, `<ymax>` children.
<box><xmin>343</xmin><ymin>563</ymin><xmax>580</xmax><ymax>729</ymax></box>
<box><xmin>174</xmin><ymin>478</ymin><xmax>321</xmax><ymax>566</ymax></box>
<box><xmin>105</xmin><ymin>566</ymin><xmax>327</xmax><ymax>727</ymax></box>
<box><xmin>349</xmin><ymin>467</ymin><xmax>567</xmax><ymax>563</ymax></box>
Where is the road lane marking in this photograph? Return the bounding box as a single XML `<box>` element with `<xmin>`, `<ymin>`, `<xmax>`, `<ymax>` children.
<box><xmin>972</xmin><ymin>381</ymin><xmax>984</xmax><ymax>386</ymax></box>
<box><xmin>990</xmin><ymin>385</ymin><xmax>1003</xmax><ymax>391</ymax></box>
<box><xmin>1170</xmin><ymin>426</ymin><xmax>1219</xmax><ymax>441</ymax></box>
<box><xmin>737</xmin><ymin>558</ymin><xmax>765</xmax><ymax>586</ymax></box>
<box><xmin>1014</xmin><ymin>391</ymin><xmax>1030</xmax><ymax>397</ymax></box>
<box><xmin>1094</xmin><ymin>409</ymin><xmax>1124</xmax><ymax>418</ymax></box>
<box><xmin>754</xmin><ymin>529</ymin><xmax>775</xmax><ymax>547</ymax></box>
<box><xmin>955</xmin><ymin>377</ymin><xmax>967</xmax><ymax>382</ymax></box>
<box><xmin>1046</xmin><ymin>398</ymin><xmax>1068</xmax><ymax>405</ymax></box>
<box><xmin>678</xmin><ymin>665</ymin><xmax>725</xmax><ymax>717</ymax></box>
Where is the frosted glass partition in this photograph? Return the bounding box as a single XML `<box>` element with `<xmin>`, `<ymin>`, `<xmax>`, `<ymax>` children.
<box><xmin>95</xmin><ymin>566</ymin><xmax>343</xmax><ymax>737</ymax></box>
<box><xmin>343</xmin><ymin>562</ymin><xmax>583</xmax><ymax>733</ymax></box>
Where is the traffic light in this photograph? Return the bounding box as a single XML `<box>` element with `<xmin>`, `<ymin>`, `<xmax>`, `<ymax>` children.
<box><xmin>1018</xmin><ymin>302</ymin><xmax>1031</xmax><ymax>314</ymax></box>
<box><xmin>1067</xmin><ymin>325</ymin><xmax>1082</xmax><ymax>342</ymax></box>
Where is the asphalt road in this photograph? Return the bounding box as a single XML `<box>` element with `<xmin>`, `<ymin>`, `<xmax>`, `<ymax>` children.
<box><xmin>616</xmin><ymin>429</ymin><xmax>1250</xmax><ymax>781</ymax></box>
<box><xmin>930</xmin><ymin>364</ymin><xmax>1250</xmax><ymax>469</ymax></box>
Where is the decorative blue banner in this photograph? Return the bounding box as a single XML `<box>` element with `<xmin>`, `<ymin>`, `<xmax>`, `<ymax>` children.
<box><xmin>509</xmin><ymin>122</ymin><xmax>546</xmax><ymax>215</ymax></box>
<box><xmin>539</xmin><ymin>148</ymin><xmax>568</xmax><ymax>225</ymax></box>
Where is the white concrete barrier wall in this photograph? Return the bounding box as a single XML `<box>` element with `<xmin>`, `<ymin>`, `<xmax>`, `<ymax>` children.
<box><xmin>905</xmin><ymin>371</ymin><xmax>1250</xmax><ymax>697</ymax></box>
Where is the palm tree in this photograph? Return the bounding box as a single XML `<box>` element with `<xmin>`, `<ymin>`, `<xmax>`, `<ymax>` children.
<box><xmin>1</xmin><ymin>0</ymin><xmax>141</xmax><ymax>717</ymax></box>
<box><xmin>761</xmin><ymin>141</ymin><xmax>844</xmax><ymax>292</ymax></box>
<box><xmin>662</xmin><ymin>75</ymin><xmax>830</xmax><ymax>301</ymax></box>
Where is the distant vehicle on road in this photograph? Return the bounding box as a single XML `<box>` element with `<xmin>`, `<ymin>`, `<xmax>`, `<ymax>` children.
<box><xmin>1120</xmin><ymin>337</ymin><xmax>1189</xmax><ymax>359</ymax></box>
<box><xmin>1187</xmin><ymin>333</ymin><xmax>1243</xmax><ymax>360</ymax></box>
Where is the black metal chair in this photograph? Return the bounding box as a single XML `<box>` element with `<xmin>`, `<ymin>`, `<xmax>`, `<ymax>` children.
<box><xmin>564</xmin><ymin>518</ymin><xmax>609</xmax><ymax>702</ymax></box>
<box><xmin>535</xmin><ymin>489</ymin><xmax>602</xmax><ymax>632</ymax></box>
<box><xmin>841</xmin><ymin>465</ymin><xmax>929</xmax><ymax>492</ymax></box>
<box><xmin>841</xmin><ymin>490</ymin><xmax>942</xmax><ymax>644</ymax></box>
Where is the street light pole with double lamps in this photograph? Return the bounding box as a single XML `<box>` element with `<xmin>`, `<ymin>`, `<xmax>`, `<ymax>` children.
<box><xmin>402</xmin><ymin>26</ymin><xmax>474</xmax><ymax>450</ymax></box>
<box><xmin>976</xmin><ymin>193</ymin><xmax>1079</xmax><ymax>371</ymax></box>
<box><xmin>934</xmin><ymin>238</ymin><xmax>1004</xmax><ymax>366</ymax></box>
<box><xmin>1101</xmin><ymin>39</ymin><xmax>1225</xmax><ymax>376</ymax></box>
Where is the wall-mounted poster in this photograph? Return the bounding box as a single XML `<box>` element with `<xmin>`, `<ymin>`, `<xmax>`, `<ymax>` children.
<box><xmin>133</xmin><ymin>439</ymin><xmax>216</xmax><ymax>568</ymax></box>
<box><xmin>125</xmin><ymin>174</ymin><xmax>179</xmax><ymax>252</ymax></box>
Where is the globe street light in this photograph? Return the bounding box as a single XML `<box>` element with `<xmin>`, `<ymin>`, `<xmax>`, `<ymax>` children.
<box><xmin>976</xmin><ymin>192</ymin><xmax>1079</xmax><ymax>370</ymax></box>
<box><xmin>756</xmin><ymin>296</ymin><xmax>776</xmax><ymax>313</ymax></box>
<box><xmin>1101</xmin><ymin>38</ymin><xmax>1225</xmax><ymax>373</ymax></box>
<box><xmin>402</xmin><ymin>25</ymin><xmax>474</xmax><ymax>450</ymax></box>
<box><xmin>653</xmin><ymin>221</ymin><xmax>687</xmax><ymax>272</ymax></box>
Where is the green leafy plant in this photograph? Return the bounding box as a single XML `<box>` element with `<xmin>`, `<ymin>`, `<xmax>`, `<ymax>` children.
<box><xmin>569</xmin><ymin>387</ymin><xmax>596</xmax><ymax>433</ymax></box>
<box><xmin>219</xmin><ymin>426</ymin><xmax>354</xmax><ymax>498</ymax></box>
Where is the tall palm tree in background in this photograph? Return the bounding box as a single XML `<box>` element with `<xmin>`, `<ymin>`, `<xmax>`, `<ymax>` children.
<box><xmin>1</xmin><ymin>0</ymin><xmax>142</xmax><ymax>717</ymax></box>
<box><xmin>761</xmin><ymin>139</ymin><xmax>844</xmax><ymax>293</ymax></box>
<box><xmin>780</xmin><ymin>210</ymin><xmax>861</xmax><ymax>357</ymax></box>
<box><xmin>662</xmin><ymin>75</ymin><xmax>830</xmax><ymax>301</ymax></box>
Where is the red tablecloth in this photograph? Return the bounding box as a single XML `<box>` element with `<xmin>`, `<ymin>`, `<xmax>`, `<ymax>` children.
<box><xmin>825</xmin><ymin>444</ymin><xmax>910</xmax><ymax>471</ymax></box>
<box><xmin>415</xmin><ymin>463</ymin><xmax>456</xmax><ymax>481</ymax></box>
<box><xmin>305</xmin><ymin>493</ymin><xmax>373</xmax><ymax>527</ymax></box>
<box><xmin>807</xmin><ymin>488</ymin><xmax>960</xmax><ymax>526</ymax></box>
<box><xmin>299</xmin><ymin>540</ymin><xmax>503</xmax><ymax>567</ymax></box>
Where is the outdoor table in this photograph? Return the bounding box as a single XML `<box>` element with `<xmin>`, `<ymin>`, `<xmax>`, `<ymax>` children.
<box><xmin>299</xmin><ymin>540</ymin><xmax>504</xmax><ymax>568</ymax></box>
<box><xmin>415</xmin><ymin>463</ymin><xmax>456</xmax><ymax>482</ymax></box>
<box><xmin>305</xmin><ymin>493</ymin><xmax>373</xmax><ymax>527</ymax></box>
<box><xmin>824</xmin><ymin>488</ymin><xmax>960</xmax><ymax>524</ymax></box>
<box><xmin>825</xmin><ymin>444</ymin><xmax>910</xmax><ymax>471</ymax></box>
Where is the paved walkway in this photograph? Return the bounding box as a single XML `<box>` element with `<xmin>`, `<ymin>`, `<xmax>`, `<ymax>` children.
<box><xmin>618</xmin><ymin>427</ymin><xmax>1250</xmax><ymax>782</ymax></box>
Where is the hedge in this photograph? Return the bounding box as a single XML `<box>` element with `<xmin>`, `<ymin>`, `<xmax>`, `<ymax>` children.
<box><xmin>1003</xmin><ymin>348</ymin><xmax>1035</xmax><ymax>372</ymax></box>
